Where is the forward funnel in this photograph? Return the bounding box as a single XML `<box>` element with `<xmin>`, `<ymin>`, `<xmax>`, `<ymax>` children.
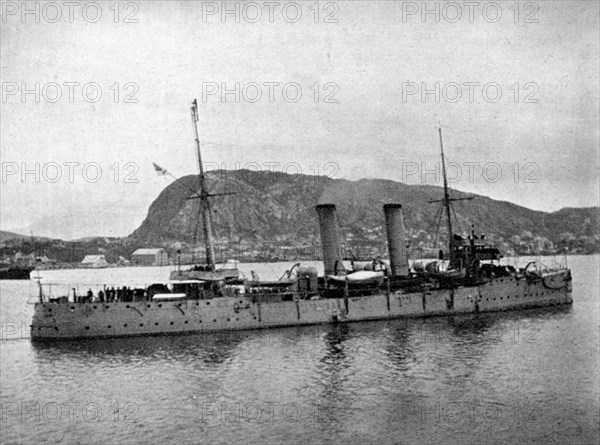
<box><xmin>316</xmin><ymin>204</ymin><xmax>343</xmax><ymax>276</ymax></box>
<box><xmin>384</xmin><ymin>204</ymin><xmax>409</xmax><ymax>277</ymax></box>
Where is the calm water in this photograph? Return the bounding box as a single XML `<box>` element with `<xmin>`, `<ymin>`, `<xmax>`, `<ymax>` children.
<box><xmin>1</xmin><ymin>256</ymin><xmax>598</xmax><ymax>445</ymax></box>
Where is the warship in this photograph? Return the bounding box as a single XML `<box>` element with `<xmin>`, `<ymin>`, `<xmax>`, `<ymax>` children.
<box><xmin>30</xmin><ymin>102</ymin><xmax>573</xmax><ymax>341</ymax></box>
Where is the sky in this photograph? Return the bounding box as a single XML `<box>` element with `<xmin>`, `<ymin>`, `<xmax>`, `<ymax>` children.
<box><xmin>1</xmin><ymin>0</ymin><xmax>599</xmax><ymax>239</ymax></box>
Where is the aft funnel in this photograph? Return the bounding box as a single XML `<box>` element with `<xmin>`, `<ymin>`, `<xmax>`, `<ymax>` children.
<box><xmin>316</xmin><ymin>204</ymin><xmax>343</xmax><ymax>276</ymax></box>
<box><xmin>384</xmin><ymin>204</ymin><xmax>409</xmax><ymax>277</ymax></box>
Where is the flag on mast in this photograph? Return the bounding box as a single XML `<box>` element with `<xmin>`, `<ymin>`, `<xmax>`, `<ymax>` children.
<box><xmin>153</xmin><ymin>163</ymin><xmax>168</xmax><ymax>176</ymax></box>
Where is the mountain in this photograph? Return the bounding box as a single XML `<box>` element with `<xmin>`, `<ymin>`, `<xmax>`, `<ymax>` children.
<box><xmin>131</xmin><ymin>170</ymin><xmax>331</xmax><ymax>244</ymax></box>
<box><xmin>130</xmin><ymin>170</ymin><xmax>599</xmax><ymax>251</ymax></box>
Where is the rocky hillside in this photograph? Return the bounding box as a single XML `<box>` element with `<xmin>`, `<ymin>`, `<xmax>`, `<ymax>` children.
<box><xmin>130</xmin><ymin>170</ymin><xmax>599</xmax><ymax>250</ymax></box>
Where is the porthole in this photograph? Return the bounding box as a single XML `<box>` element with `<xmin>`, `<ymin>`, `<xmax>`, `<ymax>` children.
<box><xmin>105</xmin><ymin>306</ymin><xmax>110</xmax><ymax>309</ymax></box>
<box><xmin>206</xmin><ymin>302</ymin><xmax>211</xmax><ymax>306</ymax></box>
<box><xmin>107</xmin><ymin>325</ymin><xmax>112</xmax><ymax>329</ymax></box>
<box><xmin>124</xmin><ymin>324</ymin><xmax>128</xmax><ymax>327</ymax></box>
<box><xmin>93</xmin><ymin>306</ymin><xmax>97</xmax><ymax>309</ymax></box>
<box><xmin>155</xmin><ymin>322</ymin><xmax>159</xmax><ymax>326</ymax></box>
<box><xmin>140</xmin><ymin>323</ymin><xmax>144</xmax><ymax>327</ymax></box>
<box><xmin>146</xmin><ymin>304</ymin><xmax>151</xmax><ymax>308</ymax></box>
<box><xmin>158</xmin><ymin>304</ymin><xmax>163</xmax><ymax>308</ymax></box>
<box><xmin>54</xmin><ymin>327</ymin><xmax>58</xmax><ymax>331</ymax></box>
<box><xmin>213</xmin><ymin>319</ymin><xmax>216</xmax><ymax>322</ymax></box>
<box><xmin>85</xmin><ymin>326</ymin><xmax>90</xmax><ymax>330</ymax></box>
<box><xmin>184</xmin><ymin>321</ymin><xmax>188</xmax><ymax>324</ymax></box>
<box><xmin>226</xmin><ymin>318</ymin><xmax>230</xmax><ymax>322</ymax></box>
<box><xmin>126</xmin><ymin>305</ymin><xmax>130</xmax><ymax>308</ymax></box>
<box><xmin>70</xmin><ymin>306</ymin><xmax>75</xmax><ymax>310</ymax></box>
<box><xmin>170</xmin><ymin>322</ymin><xmax>174</xmax><ymax>325</ymax></box>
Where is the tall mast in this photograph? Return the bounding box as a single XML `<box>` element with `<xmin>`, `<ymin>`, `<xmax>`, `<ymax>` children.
<box><xmin>438</xmin><ymin>127</ymin><xmax>453</xmax><ymax>256</ymax></box>
<box><xmin>191</xmin><ymin>99</ymin><xmax>216</xmax><ymax>271</ymax></box>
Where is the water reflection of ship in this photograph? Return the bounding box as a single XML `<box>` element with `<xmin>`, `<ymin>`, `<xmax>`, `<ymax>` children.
<box><xmin>30</xmin><ymin>105</ymin><xmax>573</xmax><ymax>341</ymax></box>
<box><xmin>321</xmin><ymin>324</ymin><xmax>350</xmax><ymax>365</ymax></box>
<box><xmin>31</xmin><ymin>330</ymin><xmax>243</xmax><ymax>365</ymax></box>
<box><xmin>385</xmin><ymin>303</ymin><xmax>573</xmax><ymax>383</ymax></box>
<box><xmin>312</xmin><ymin>323</ymin><xmax>351</xmax><ymax>431</ymax></box>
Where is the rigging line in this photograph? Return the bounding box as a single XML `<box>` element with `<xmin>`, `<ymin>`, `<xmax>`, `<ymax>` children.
<box><xmin>440</xmin><ymin>124</ymin><xmax>480</xmax><ymax>137</ymax></box>
<box><xmin>434</xmin><ymin>203</ymin><xmax>445</xmax><ymax>249</ymax></box>
<box><xmin>434</xmin><ymin>202</ymin><xmax>444</xmax><ymax>239</ymax></box>
<box><xmin>200</xmin><ymin>140</ymin><xmax>298</xmax><ymax>152</ymax></box>
<box><xmin>422</xmin><ymin>203</ymin><xmax>444</xmax><ymax>256</ymax></box>
<box><xmin>413</xmin><ymin>201</ymin><xmax>443</xmax><ymax>251</ymax></box>
<box><xmin>200</xmin><ymin>140</ymin><xmax>247</xmax><ymax>149</ymax></box>
<box><xmin>412</xmin><ymin>202</ymin><xmax>442</xmax><ymax>256</ymax></box>
<box><xmin>408</xmin><ymin>235</ymin><xmax>421</xmax><ymax>256</ymax></box>
<box><xmin>450</xmin><ymin>202</ymin><xmax>464</xmax><ymax>235</ymax></box>
<box><xmin>408</xmin><ymin>238</ymin><xmax>423</xmax><ymax>256</ymax></box>
<box><xmin>454</xmin><ymin>199</ymin><xmax>497</xmax><ymax>235</ymax></box>
<box><xmin>160</xmin><ymin>171</ymin><xmax>201</xmax><ymax>198</ymax></box>
<box><xmin>408</xmin><ymin>238</ymin><xmax>428</xmax><ymax>257</ymax></box>
<box><xmin>192</xmin><ymin>200</ymin><xmax>203</xmax><ymax>253</ymax></box>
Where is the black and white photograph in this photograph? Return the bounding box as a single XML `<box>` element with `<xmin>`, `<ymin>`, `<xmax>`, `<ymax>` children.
<box><xmin>1</xmin><ymin>1</ymin><xmax>599</xmax><ymax>444</ymax></box>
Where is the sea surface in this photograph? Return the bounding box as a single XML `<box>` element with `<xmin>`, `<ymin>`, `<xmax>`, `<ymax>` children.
<box><xmin>1</xmin><ymin>256</ymin><xmax>598</xmax><ymax>445</ymax></box>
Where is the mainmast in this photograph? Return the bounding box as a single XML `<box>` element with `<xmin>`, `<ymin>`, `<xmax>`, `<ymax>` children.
<box><xmin>427</xmin><ymin>127</ymin><xmax>479</xmax><ymax>271</ymax></box>
<box><xmin>428</xmin><ymin>127</ymin><xmax>472</xmax><ymax>267</ymax></box>
<box><xmin>438</xmin><ymin>127</ymin><xmax>453</xmax><ymax>255</ymax></box>
<box><xmin>191</xmin><ymin>99</ymin><xmax>216</xmax><ymax>271</ymax></box>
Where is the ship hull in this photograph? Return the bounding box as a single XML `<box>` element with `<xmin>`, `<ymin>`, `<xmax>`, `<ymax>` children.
<box><xmin>30</xmin><ymin>272</ymin><xmax>572</xmax><ymax>341</ymax></box>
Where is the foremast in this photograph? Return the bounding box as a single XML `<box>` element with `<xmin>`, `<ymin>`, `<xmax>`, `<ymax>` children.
<box><xmin>191</xmin><ymin>99</ymin><xmax>216</xmax><ymax>271</ymax></box>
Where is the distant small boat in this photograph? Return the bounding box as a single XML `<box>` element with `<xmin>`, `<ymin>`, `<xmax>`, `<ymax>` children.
<box><xmin>0</xmin><ymin>265</ymin><xmax>33</xmax><ymax>280</ymax></box>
